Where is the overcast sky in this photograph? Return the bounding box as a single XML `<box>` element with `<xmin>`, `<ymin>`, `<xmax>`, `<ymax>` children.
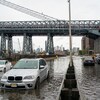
<box><xmin>0</xmin><ymin>0</ymin><xmax>99</xmax><ymax>51</ymax></box>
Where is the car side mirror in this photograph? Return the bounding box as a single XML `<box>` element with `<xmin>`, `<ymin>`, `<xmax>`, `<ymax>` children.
<box><xmin>39</xmin><ymin>65</ymin><xmax>44</xmax><ymax>69</ymax></box>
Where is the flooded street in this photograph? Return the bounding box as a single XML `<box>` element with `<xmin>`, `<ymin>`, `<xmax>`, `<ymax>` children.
<box><xmin>0</xmin><ymin>56</ymin><xmax>100</xmax><ymax>100</ymax></box>
<box><xmin>73</xmin><ymin>56</ymin><xmax>97</xmax><ymax>100</ymax></box>
<box><xmin>0</xmin><ymin>57</ymin><xmax>69</xmax><ymax>100</ymax></box>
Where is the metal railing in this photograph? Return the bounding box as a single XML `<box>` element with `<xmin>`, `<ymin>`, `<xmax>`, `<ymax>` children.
<box><xmin>0</xmin><ymin>20</ymin><xmax>99</xmax><ymax>29</ymax></box>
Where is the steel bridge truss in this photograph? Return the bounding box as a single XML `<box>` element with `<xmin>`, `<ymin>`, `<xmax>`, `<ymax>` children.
<box><xmin>23</xmin><ymin>33</ymin><xmax>32</xmax><ymax>54</ymax></box>
<box><xmin>1</xmin><ymin>33</ymin><xmax>13</xmax><ymax>56</ymax></box>
<box><xmin>0</xmin><ymin>20</ymin><xmax>99</xmax><ymax>30</ymax></box>
<box><xmin>46</xmin><ymin>33</ymin><xmax>54</xmax><ymax>54</ymax></box>
<box><xmin>0</xmin><ymin>20</ymin><xmax>100</xmax><ymax>55</ymax></box>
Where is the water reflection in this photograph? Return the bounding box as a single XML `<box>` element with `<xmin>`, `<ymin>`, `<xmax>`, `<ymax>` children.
<box><xmin>0</xmin><ymin>57</ymin><xmax>69</xmax><ymax>100</ymax></box>
<box><xmin>74</xmin><ymin>56</ymin><xmax>97</xmax><ymax>100</ymax></box>
<box><xmin>47</xmin><ymin>60</ymin><xmax>54</xmax><ymax>79</ymax></box>
<box><xmin>0</xmin><ymin>89</ymin><xmax>42</xmax><ymax>100</ymax></box>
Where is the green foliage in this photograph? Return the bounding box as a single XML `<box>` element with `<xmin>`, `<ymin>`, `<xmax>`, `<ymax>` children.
<box><xmin>79</xmin><ymin>50</ymin><xmax>87</xmax><ymax>55</ymax></box>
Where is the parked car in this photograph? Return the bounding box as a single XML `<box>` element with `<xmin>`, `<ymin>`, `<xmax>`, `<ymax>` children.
<box><xmin>83</xmin><ymin>56</ymin><xmax>95</xmax><ymax>66</ymax></box>
<box><xmin>0</xmin><ymin>60</ymin><xmax>12</xmax><ymax>73</ymax></box>
<box><xmin>95</xmin><ymin>54</ymin><xmax>100</xmax><ymax>64</ymax></box>
<box><xmin>0</xmin><ymin>58</ymin><xmax>49</xmax><ymax>89</ymax></box>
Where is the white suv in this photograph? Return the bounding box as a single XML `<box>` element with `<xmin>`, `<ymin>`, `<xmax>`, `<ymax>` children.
<box><xmin>1</xmin><ymin>58</ymin><xmax>49</xmax><ymax>89</ymax></box>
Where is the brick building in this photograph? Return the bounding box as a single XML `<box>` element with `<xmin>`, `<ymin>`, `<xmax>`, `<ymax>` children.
<box><xmin>81</xmin><ymin>36</ymin><xmax>94</xmax><ymax>54</ymax></box>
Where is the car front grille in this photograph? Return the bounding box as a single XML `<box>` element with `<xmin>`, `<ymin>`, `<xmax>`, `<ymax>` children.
<box><xmin>8</xmin><ymin>76</ymin><xmax>22</xmax><ymax>81</ymax></box>
<box><xmin>15</xmin><ymin>76</ymin><xmax>22</xmax><ymax>81</ymax></box>
<box><xmin>8</xmin><ymin>76</ymin><xmax>14</xmax><ymax>80</ymax></box>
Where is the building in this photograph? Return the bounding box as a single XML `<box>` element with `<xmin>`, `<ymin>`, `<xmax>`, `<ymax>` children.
<box><xmin>81</xmin><ymin>36</ymin><xmax>94</xmax><ymax>54</ymax></box>
<box><xmin>94</xmin><ymin>37</ymin><xmax>100</xmax><ymax>54</ymax></box>
<box><xmin>73</xmin><ymin>47</ymin><xmax>79</xmax><ymax>55</ymax></box>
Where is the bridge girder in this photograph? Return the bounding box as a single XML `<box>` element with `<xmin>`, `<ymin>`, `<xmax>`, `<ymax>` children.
<box><xmin>0</xmin><ymin>20</ymin><xmax>99</xmax><ymax>37</ymax></box>
<box><xmin>0</xmin><ymin>20</ymin><xmax>100</xmax><ymax>55</ymax></box>
<box><xmin>0</xmin><ymin>20</ymin><xmax>99</xmax><ymax>30</ymax></box>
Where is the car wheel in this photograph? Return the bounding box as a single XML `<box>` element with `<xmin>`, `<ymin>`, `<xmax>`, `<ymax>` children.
<box><xmin>4</xmin><ymin>68</ymin><xmax>6</xmax><ymax>73</ymax></box>
<box><xmin>47</xmin><ymin>71</ymin><xmax>50</xmax><ymax>79</ymax></box>
<box><xmin>35</xmin><ymin>78</ymin><xmax>40</xmax><ymax>89</ymax></box>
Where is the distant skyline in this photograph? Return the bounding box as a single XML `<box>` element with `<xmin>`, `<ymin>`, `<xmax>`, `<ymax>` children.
<box><xmin>12</xmin><ymin>36</ymin><xmax>82</xmax><ymax>51</ymax></box>
<box><xmin>0</xmin><ymin>0</ymin><xmax>99</xmax><ymax>51</ymax></box>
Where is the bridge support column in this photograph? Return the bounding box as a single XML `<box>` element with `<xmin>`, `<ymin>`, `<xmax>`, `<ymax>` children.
<box><xmin>23</xmin><ymin>33</ymin><xmax>28</xmax><ymax>54</ymax></box>
<box><xmin>1</xmin><ymin>33</ymin><xmax>6</xmax><ymax>56</ymax></box>
<box><xmin>46</xmin><ymin>33</ymin><xmax>54</xmax><ymax>54</ymax></box>
<box><xmin>23</xmin><ymin>33</ymin><xmax>32</xmax><ymax>54</ymax></box>
<box><xmin>28</xmin><ymin>36</ymin><xmax>33</xmax><ymax>53</ymax></box>
<box><xmin>8</xmin><ymin>36</ymin><xmax>13</xmax><ymax>55</ymax></box>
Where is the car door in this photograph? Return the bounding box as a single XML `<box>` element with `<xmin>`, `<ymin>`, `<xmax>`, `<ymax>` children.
<box><xmin>39</xmin><ymin>59</ymin><xmax>47</xmax><ymax>82</ymax></box>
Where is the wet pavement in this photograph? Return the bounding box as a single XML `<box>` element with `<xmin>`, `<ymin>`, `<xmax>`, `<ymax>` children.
<box><xmin>0</xmin><ymin>56</ymin><xmax>100</xmax><ymax>100</ymax></box>
<box><xmin>0</xmin><ymin>57</ymin><xmax>69</xmax><ymax>100</ymax></box>
<box><xmin>73</xmin><ymin>56</ymin><xmax>97</xmax><ymax>100</ymax></box>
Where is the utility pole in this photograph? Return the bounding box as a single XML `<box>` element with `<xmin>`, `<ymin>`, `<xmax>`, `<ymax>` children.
<box><xmin>68</xmin><ymin>0</ymin><xmax>73</xmax><ymax>67</ymax></box>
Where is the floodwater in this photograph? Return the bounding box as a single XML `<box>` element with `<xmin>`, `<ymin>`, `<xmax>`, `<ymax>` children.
<box><xmin>0</xmin><ymin>56</ymin><xmax>100</xmax><ymax>100</ymax></box>
<box><xmin>0</xmin><ymin>57</ymin><xmax>69</xmax><ymax>100</ymax></box>
<box><xmin>73</xmin><ymin>56</ymin><xmax>98</xmax><ymax>100</ymax></box>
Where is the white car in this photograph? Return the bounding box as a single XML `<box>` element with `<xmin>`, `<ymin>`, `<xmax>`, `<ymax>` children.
<box><xmin>0</xmin><ymin>58</ymin><xmax>49</xmax><ymax>89</ymax></box>
<box><xmin>0</xmin><ymin>60</ymin><xmax>12</xmax><ymax>73</ymax></box>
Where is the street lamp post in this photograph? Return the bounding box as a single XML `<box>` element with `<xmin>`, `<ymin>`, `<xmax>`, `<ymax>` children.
<box><xmin>68</xmin><ymin>0</ymin><xmax>73</xmax><ymax>67</ymax></box>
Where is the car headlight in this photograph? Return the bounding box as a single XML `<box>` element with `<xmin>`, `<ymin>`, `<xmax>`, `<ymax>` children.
<box><xmin>24</xmin><ymin>76</ymin><xmax>35</xmax><ymax>79</ymax></box>
<box><xmin>0</xmin><ymin>67</ymin><xmax>4</xmax><ymax>69</ymax></box>
<box><xmin>2</xmin><ymin>75</ymin><xmax>7</xmax><ymax>79</ymax></box>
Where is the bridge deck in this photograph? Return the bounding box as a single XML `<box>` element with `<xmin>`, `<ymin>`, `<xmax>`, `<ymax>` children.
<box><xmin>0</xmin><ymin>20</ymin><xmax>99</xmax><ymax>38</ymax></box>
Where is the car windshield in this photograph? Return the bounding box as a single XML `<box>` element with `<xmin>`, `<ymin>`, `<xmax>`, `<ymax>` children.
<box><xmin>13</xmin><ymin>60</ymin><xmax>38</xmax><ymax>69</ymax></box>
<box><xmin>0</xmin><ymin>61</ymin><xmax>5</xmax><ymax>65</ymax></box>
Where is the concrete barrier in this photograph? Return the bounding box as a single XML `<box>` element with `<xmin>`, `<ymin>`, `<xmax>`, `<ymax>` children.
<box><xmin>72</xmin><ymin>88</ymin><xmax>80</xmax><ymax>100</ymax></box>
<box><xmin>68</xmin><ymin>66</ymin><xmax>74</xmax><ymax>70</ymax></box>
<box><xmin>57</xmin><ymin>62</ymin><xmax>80</xmax><ymax>100</ymax></box>
<box><xmin>67</xmin><ymin>69</ymin><xmax>74</xmax><ymax>73</ymax></box>
<box><xmin>66</xmin><ymin>73</ymin><xmax>75</xmax><ymax>79</ymax></box>
<box><xmin>61</xmin><ymin>88</ymin><xmax>72</xmax><ymax>100</ymax></box>
<box><xmin>64</xmin><ymin>79</ymin><xmax>77</xmax><ymax>89</ymax></box>
<box><xmin>61</xmin><ymin>88</ymin><xmax>80</xmax><ymax>100</ymax></box>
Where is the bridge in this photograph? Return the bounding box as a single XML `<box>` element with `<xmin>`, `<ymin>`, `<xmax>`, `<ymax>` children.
<box><xmin>0</xmin><ymin>20</ymin><xmax>100</xmax><ymax>55</ymax></box>
<box><xmin>0</xmin><ymin>0</ymin><xmax>100</xmax><ymax>100</ymax></box>
<box><xmin>0</xmin><ymin>0</ymin><xmax>100</xmax><ymax>55</ymax></box>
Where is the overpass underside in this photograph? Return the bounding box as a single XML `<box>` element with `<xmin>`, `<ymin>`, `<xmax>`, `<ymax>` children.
<box><xmin>0</xmin><ymin>20</ymin><xmax>100</xmax><ymax>55</ymax></box>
